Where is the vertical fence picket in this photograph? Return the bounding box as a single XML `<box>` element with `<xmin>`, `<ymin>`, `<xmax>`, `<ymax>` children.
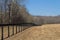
<box><xmin>12</xmin><ymin>26</ymin><xmax>14</xmax><ymax>35</ymax></box>
<box><xmin>19</xmin><ymin>26</ymin><xmax>20</xmax><ymax>32</ymax></box>
<box><xmin>21</xmin><ymin>26</ymin><xmax>22</xmax><ymax>32</ymax></box>
<box><xmin>8</xmin><ymin>26</ymin><xmax>10</xmax><ymax>37</ymax></box>
<box><xmin>16</xmin><ymin>25</ymin><xmax>17</xmax><ymax>34</ymax></box>
<box><xmin>1</xmin><ymin>26</ymin><xmax>3</xmax><ymax>40</ymax></box>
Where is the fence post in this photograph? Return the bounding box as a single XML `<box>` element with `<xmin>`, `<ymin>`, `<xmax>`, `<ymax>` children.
<box><xmin>21</xmin><ymin>26</ymin><xmax>22</xmax><ymax>32</ymax></box>
<box><xmin>19</xmin><ymin>26</ymin><xmax>20</xmax><ymax>32</ymax></box>
<box><xmin>12</xmin><ymin>26</ymin><xmax>14</xmax><ymax>35</ymax></box>
<box><xmin>8</xmin><ymin>26</ymin><xmax>10</xmax><ymax>37</ymax></box>
<box><xmin>16</xmin><ymin>25</ymin><xmax>17</xmax><ymax>34</ymax></box>
<box><xmin>1</xmin><ymin>26</ymin><xmax>4</xmax><ymax>40</ymax></box>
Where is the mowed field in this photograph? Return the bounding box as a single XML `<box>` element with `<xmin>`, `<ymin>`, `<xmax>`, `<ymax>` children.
<box><xmin>5</xmin><ymin>24</ymin><xmax>60</xmax><ymax>40</ymax></box>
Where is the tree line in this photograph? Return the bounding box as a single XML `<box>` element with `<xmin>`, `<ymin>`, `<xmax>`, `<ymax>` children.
<box><xmin>34</xmin><ymin>16</ymin><xmax>60</xmax><ymax>25</ymax></box>
<box><xmin>0</xmin><ymin>0</ymin><xmax>34</xmax><ymax>24</ymax></box>
<box><xmin>0</xmin><ymin>0</ymin><xmax>60</xmax><ymax>25</ymax></box>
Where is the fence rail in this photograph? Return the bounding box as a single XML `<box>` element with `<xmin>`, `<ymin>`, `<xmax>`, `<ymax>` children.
<box><xmin>0</xmin><ymin>23</ymin><xmax>33</xmax><ymax>40</ymax></box>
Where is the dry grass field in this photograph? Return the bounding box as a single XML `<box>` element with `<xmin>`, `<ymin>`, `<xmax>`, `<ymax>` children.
<box><xmin>4</xmin><ymin>24</ymin><xmax>60</xmax><ymax>40</ymax></box>
<box><xmin>0</xmin><ymin>26</ymin><xmax>24</xmax><ymax>40</ymax></box>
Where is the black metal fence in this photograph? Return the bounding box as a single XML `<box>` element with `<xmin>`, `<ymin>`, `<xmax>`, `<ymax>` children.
<box><xmin>0</xmin><ymin>24</ymin><xmax>31</xmax><ymax>40</ymax></box>
<box><xmin>0</xmin><ymin>0</ymin><xmax>38</xmax><ymax>40</ymax></box>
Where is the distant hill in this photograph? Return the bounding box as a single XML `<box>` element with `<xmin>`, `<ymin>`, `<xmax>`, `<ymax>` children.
<box><xmin>33</xmin><ymin>16</ymin><xmax>60</xmax><ymax>25</ymax></box>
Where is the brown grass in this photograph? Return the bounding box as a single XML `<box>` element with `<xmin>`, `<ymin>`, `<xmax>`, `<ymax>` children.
<box><xmin>5</xmin><ymin>24</ymin><xmax>60</xmax><ymax>40</ymax></box>
<box><xmin>0</xmin><ymin>26</ymin><xmax>21</xmax><ymax>40</ymax></box>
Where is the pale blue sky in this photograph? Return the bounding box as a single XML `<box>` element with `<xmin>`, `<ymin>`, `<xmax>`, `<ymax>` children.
<box><xmin>26</xmin><ymin>0</ymin><xmax>60</xmax><ymax>16</ymax></box>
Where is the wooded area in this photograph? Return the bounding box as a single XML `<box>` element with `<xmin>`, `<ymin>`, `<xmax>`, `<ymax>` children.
<box><xmin>0</xmin><ymin>0</ymin><xmax>60</xmax><ymax>25</ymax></box>
<box><xmin>34</xmin><ymin>16</ymin><xmax>60</xmax><ymax>24</ymax></box>
<box><xmin>0</xmin><ymin>0</ymin><xmax>33</xmax><ymax>24</ymax></box>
